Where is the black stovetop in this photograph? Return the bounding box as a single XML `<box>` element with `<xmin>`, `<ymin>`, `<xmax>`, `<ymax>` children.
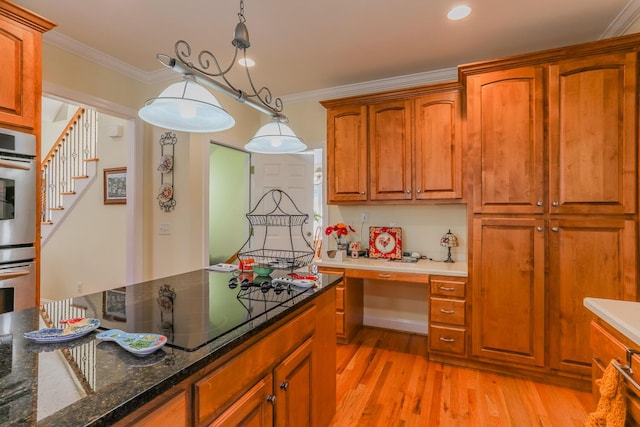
<box><xmin>79</xmin><ymin>270</ymin><xmax>313</xmax><ymax>352</ymax></box>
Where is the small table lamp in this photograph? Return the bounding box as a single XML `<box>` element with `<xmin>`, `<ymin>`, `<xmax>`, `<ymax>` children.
<box><xmin>440</xmin><ymin>229</ymin><xmax>459</xmax><ymax>263</ymax></box>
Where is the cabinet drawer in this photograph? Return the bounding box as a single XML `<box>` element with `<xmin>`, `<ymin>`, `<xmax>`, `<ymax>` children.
<box><xmin>336</xmin><ymin>284</ymin><xmax>345</xmax><ymax>310</ymax></box>
<box><xmin>430</xmin><ymin>298</ymin><xmax>465</xmax><ymax>326</ymax></box>
<box><xmin>591</xmin><ymin>321</ymin><xmax>627</xmax><ymax>366</ymax></box>
<box><xmin>430</xmin><ymin>278</ymin><xmax>466</xmax><ymax>298</ymax></box>
<box><xmin>429</xmin><ymin>325</ymin><xmax>465</xmax><ymax>355</ymax></box>
<box><xmin>347</xmin><ymin>269</ymin><xmax>429</xmax><ymax>284</ymax></box>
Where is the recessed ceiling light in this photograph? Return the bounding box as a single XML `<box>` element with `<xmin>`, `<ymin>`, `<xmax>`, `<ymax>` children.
<box><xmin>238</xmin><ymin>57</ymin><xmax>255</xmax><ymax>67</ymax></box>
<box><xmin>447</xmin><ymin>5</ymin><xmax>471</xmax><ymax>20</ymax></box>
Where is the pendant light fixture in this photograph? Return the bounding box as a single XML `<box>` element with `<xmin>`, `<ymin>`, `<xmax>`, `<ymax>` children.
<box><xmin>138</xmin><ymin>0</ymin><xmax>306</xmax><ymax>154</ymax></box>
<box><xmin>245</xmin><ymin>116</ymin><xmax>307</xmax><ymax>154</ymax></box>
<box><xmin>138</xmin><ymin>75</ymin><xmax>235</xmax><ymax>132</ymax></box>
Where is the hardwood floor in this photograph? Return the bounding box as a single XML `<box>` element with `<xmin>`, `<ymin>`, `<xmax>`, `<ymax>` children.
<box><xmin>330</xmin><ymin>327</ymin><xmax>593</xmax><ymax>426</ymax></box>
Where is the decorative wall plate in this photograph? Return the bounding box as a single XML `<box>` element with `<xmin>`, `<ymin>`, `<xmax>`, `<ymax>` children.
<box><xmin>157</xmin><ymin>183</ymin><xmax>173</xmax><ymax>202</ymax></box>
<box><xmin>368</xmin><ymin>227</ymin><xmax>403</xmax><ymax>259</ymax></box>
<box><xmin>157</xmin><ymin>154</ymin><xmax>174</xmax><ymax>173</ymax></box>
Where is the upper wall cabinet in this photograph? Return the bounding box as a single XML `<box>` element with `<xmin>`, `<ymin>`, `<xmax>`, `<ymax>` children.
<box><xmin>0</xmin><ymin>2</ymin><xmax>55</xmax><ymax>130</ymax></box>
<box><xmin>467</xmin><ymin>50</ymin><xmax>638</xmax><ymax>216</ymax></box>
<box><xmin>325</xmin><ymin>104</ymin><xmax>368</xmax><ymax>202</ymax></box>
<box><xmin>548</xmin><ymin>52</ymin><xmax>637</xmax><ymax>215</ymax></box>
<box><xmin>368</xmin><ymin>99</ymin><xmax>413</xmax><ymax>201</ymax></box>
<box><xmin>466</xmin><ymin>66</ymin><xmax>545</xmax><ymax>215</ymax></box>
<box><xmin>322</xmin><ymin>84</ymin><xmax>464</xmax><ymax>205</ymax></box>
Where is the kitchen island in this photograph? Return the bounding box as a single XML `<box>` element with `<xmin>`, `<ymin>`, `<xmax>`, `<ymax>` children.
<box><xmin>0</xmin><ymin>269</ymin><xmax>339</xmax><ymax>426</ymax></box>
<box><xmin>584</xmin><ymin>297</ymin><xmax>640</xmax><ymax>424</ymax></box>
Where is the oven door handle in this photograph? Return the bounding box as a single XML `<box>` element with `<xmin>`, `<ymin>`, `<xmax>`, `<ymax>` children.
<box><xmin>0</xmin><ymin>270</ymin><xmax>30</xmax><ymax>281</ymax></box>
<box><xmin>0</xmin><ymin>159</ymin><xmax>31</xmax><ymax>171</ymax></box>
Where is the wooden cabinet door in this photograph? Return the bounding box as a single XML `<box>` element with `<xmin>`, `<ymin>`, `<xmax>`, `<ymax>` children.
<box><xmin>369</xmin><ymin>100</ymin><xmax>413</xmax><ymax>201</ymax></box>
<box><xmin>548</xmin><ymin>52</ymin><xmax>637</xmax><ymax>215</ymax></box>
<box><xmin>326</xmin><ymin>104</ymin><xmax>368</xmax><ymax>203</ymax></box>
<box><xmin>414</xmin><ymin>89</ymin><xmax>463</xmax><ymax>200</ymax></box>
<box><xmin>209</xmin><ymin>374</ymin><xmax>274</xmax><ymax>427</ymax></box>
<box><xmin>467</xmin><ymin>66</ymin><xmax>545</xmax><ymax>214</ymax></box>
<box><xmin>471</xmin><ymin>217</ymin><xmax>545</xmax><ymax>367</ymax></box>
<box><xmin>548</xmin><ymin>218</ymin><xmax>637</xmax><ymax>375</ymax></box>
<box><xmin>0</xmin><ymin>12</ymin><xmax>39</xmax><ymax>129</ymax></box>
<box><xmin>274</xmin><ymin>338</ymin><xmax>313</xmax><ymax>427</ymax></box>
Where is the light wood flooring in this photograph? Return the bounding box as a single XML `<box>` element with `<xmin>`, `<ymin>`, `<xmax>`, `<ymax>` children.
<box><xmin>330</xmin><ymin>327</ymin><xmax>593</xmax><ymax>426</ymax></box>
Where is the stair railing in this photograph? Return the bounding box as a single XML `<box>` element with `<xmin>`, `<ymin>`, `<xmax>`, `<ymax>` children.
<box><xmin>41</xmin><ymin>107</ymin><xmax>98</xmax><ymax>223</ymax></box>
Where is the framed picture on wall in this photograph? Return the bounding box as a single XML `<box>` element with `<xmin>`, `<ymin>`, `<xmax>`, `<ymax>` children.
<box><xmin>104</xmin><ymin>167</ymin><xmax>127</xmax><ymax>204</ymax></box>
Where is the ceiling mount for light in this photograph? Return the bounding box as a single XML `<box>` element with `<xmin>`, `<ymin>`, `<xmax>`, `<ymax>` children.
<box><xmin>138</xmin><ymin>0</ymin><xmax>305</xmax><ymax>154</ymax></box>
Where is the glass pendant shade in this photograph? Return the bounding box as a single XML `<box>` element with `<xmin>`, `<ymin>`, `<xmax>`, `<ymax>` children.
<box><xmin>138</xmin><ymin>79</ymin><xmax>235</xmax><ymax>132</ymax></box>
<box><xmin>244</xmin><ymin>120</ymin><xmax>307</xmax><ymax>154</ymax></box>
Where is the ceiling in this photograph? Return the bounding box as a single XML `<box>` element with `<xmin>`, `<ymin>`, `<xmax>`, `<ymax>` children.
<box><xmin>13</xmin><ymin>0</ymin><xmax>640</xmax><ymax>99</ymax></box>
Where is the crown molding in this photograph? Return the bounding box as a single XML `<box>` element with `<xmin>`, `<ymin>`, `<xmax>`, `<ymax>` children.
<box><xmin>601</xmin><ymin>0</ymin><xmax>640</xmax><ymax>38</ymax></box>
<box><xmin>44</xmin><ymin>31</ymin><xmax>175</xmax><ymax>84</ymax></box>
<box><xmin>43</xmin><ymin>30</ymin><xmax>459</xmax><ymax>103</ymax></box>
<box><xmin>282</xmin><ymin>68</ymin><xmax>459</xmax><ymax>105</ymax></box>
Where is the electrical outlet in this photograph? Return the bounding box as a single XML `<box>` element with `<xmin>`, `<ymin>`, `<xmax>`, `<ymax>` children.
<box><xmin>361</xmin><ymin>212</ymin><xmax>369</xmax><ymax>223</ymax></box>
<box><xmin>159</xmin><ymin>223</ymin><xmax>171</xmax><ymax>235</ymax></box>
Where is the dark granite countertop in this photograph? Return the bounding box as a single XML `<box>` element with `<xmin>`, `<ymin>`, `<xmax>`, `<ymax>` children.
<box><xmin>0</xmin><ymin>269</ymin><xmax>340</xmax><ymax>426</ymax></box>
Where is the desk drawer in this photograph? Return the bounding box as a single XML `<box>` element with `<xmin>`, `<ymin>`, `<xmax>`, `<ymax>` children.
<box><xmin>346</xmin><ymin>269</ymin><xmax>429</xmax><ymax>284</ymax></box>
<box><xmin>429</xmin><ymin>325</ymin><xmax>465</xmax><ymax>355</ymax></box>
<box><xmin>430</xmin><ymin>298</ymin><xmax>465</xmax><ymax>326</ymax></box>
<box><xmin>430</xmin><ymin>278</ymin><xmax>466</xmax><ymax>298</ymax></box>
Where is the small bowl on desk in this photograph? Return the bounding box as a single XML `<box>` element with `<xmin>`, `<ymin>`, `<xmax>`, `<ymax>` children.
<box><xmin>252</xmin><ymin>265</ymin><xmax>274</xmax><ymax>276</ymax></box>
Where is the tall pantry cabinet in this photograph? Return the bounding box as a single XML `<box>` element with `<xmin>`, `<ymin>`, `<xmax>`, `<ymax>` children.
<box><xmin>464</xmin><ymin>39</ymin><xmax>639</xmax><ymax>382</ymax></box>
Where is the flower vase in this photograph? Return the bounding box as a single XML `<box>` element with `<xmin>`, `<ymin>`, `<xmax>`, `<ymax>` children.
<box><xmin>336</xmin><ymin>237</ymin><xmax>348</xmax><ymax>251</ymax></box>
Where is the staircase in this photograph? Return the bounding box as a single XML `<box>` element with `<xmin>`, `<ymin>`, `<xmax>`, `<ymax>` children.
<box><xmin>41</xmin><ymin>107</ymin><xmax>99</xmax><ymax>244</ymax></box>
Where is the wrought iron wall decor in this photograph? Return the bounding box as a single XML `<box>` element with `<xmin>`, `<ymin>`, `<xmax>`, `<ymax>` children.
<box><xmin>157</xmin><ymin>132</ymin><xmax>176</xmax><ymax>212</ymax></box>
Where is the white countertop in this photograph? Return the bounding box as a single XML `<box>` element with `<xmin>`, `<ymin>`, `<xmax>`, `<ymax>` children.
<box><xmin>584</xmin><ymin>297</ymin><xmax>640</xmax><ymax>347</ymax></box>
<box><xmin>313</xmin><ymin>257</ymin><xmax>468</xmax><ymax>277</ymax></box>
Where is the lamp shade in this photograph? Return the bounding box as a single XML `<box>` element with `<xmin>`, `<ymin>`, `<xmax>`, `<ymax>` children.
<box><xmin>440</xmin><ymin>230</ymin><xmax>459</xmax><ymax>248</ymax></box>
<box><xmin>138</xmin><ymin>79</ymin><xmax>235</xmax><ymax>132</ymax></box>
<box><xmin>244</xmin><ymin>120</ymin><xmax>307</xmax><ymax>154</ymax></box>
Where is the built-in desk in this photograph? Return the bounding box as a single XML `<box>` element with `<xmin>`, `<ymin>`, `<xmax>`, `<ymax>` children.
<box><xmin>315</xmin><ymin>258</ymin><xmax>468</xmax><ymax>346</ymax></box>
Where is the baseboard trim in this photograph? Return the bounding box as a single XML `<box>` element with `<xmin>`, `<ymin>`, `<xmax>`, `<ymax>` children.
<box><xmin>363</xmin><ymin>314</ymin><xmax>427</xmax><ymax>335</ymax></box>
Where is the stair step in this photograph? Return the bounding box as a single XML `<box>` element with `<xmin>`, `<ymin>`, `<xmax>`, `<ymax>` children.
<box><xmin>72</xmin><ymin>175</ymin><xmax>89</xmax><ymax>179</ymax></box>
<box><xmin>61</xmin><ymin>191</ymin><xmax>77</xmax><ymax>195</ymax></box>
<box><xmin>50</xmin><ymin>207</ymin><xmax>64</xmax><ymax>211</ymax></box>
<box><xmin>42</xmin><ymin>221</ymin><xmax>53</xmax><ymax>225</ymax></box>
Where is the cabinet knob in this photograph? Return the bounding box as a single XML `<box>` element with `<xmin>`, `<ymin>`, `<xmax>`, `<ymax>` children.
<box><xmin>360</xmin><ymin>191</ymin><xmax>366</xmax><ymax>195</ymax></box>
<box><xmin>266</xmin><ymin>395</ymin><xmax>276</xmax><ymax>404</ymax></box>
<box><xmin>280</xmin><ymin>381</ymin><xmax>289</xmax><ymax>391</ymax></box>
<box><xmin>552</xmin><ymin>201</ymin><xmax>559</xmax><ymax>207</ymax></box>
<box><xmin>416</xmin><ymin>189</ymin><xmax>422</xmax><ymax>193</ymax></box>
<box><xmin>536</xmin><ymin>201</ymin><xmax>543</xmax><ymax>206</ymax></box>
<box><xmin>551</xmin><ymin>227</ymin><xmax>559</xmax><ymax>232</ymax></box>
<box><xmin>537</xmin><ymin>226</ymin><xmax>543</xmax><ymax>232</ymax></box>
<box><xmin>440</xmin><ymin>308</ymin><xmax>455</xmax><ymax>315</ymax></box>
<box><xmin>439</xmin><ymin>337</ymin><xmax>455</xmax><ymax>343</ymax></box>
<box><xmin>438</xmin><ymin>286</ymin><xmax>455</xmax><ymax>292</ymax></box>
<box><xmin>406</xmin><ymin>190</ymin><xmax>411</xmax><ymax>194</ymax></box>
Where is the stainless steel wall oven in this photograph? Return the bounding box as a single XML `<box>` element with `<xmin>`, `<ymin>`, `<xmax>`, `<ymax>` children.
<box><xmin>0</xmin><ymin>128</ymin><xmax>37</xmax><ymax>314</ymax></box>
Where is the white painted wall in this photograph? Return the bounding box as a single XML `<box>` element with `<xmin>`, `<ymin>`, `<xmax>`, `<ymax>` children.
<box><xmin>40</xmin><ymin>113</ymin><xmax>128</xmax><ymax>300</ymax></box>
